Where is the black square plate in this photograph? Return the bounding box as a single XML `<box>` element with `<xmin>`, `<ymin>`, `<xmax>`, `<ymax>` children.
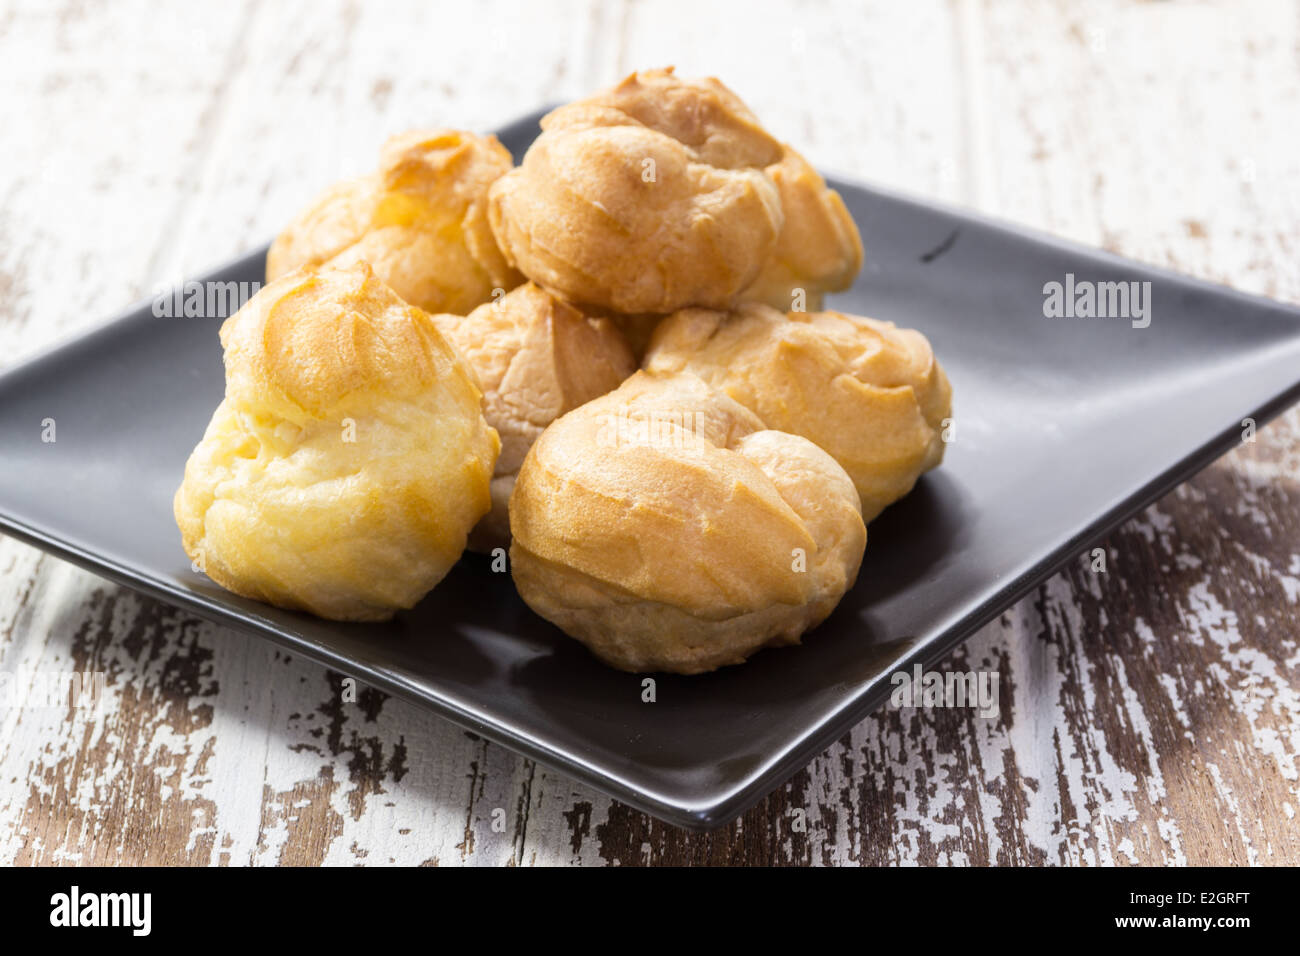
<box><xmin>3</xmin><ymin>110</ymin><xmax>1299</xmax><ymax>830</ymax></box>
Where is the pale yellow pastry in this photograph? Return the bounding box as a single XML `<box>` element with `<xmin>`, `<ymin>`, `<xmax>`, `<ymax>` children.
<box><xmin>741</xmin><ymin>146</ymin><xmax>863</xmax><ymax>311</ymax></box>
<box><xmin>174</xmin><ymin>264</ymin><xmax>499</xmax><ymax>621</ymax></box>
<box><xmin>432</xmin><ymin>282</ymin><xmax>636</xmax><ymax>552</ymax></box>
<box><xmin>267</xmin><ymin>129</ymin><xmax>520</xmax><ymax>315</ymax></box>
<box><xmin>509</xmin><ymin>372</ymin><xmax>866</xmax><ymax>673</ymax></box>
<box><xmin>644</xmin><ymin>304</ymin><xmax>951</xmax><ymax>522</ymax></box>
<box><xmin>487</xmin><ymin>68</ymin><xmax>785</xmax><ymax>315</ymax></box>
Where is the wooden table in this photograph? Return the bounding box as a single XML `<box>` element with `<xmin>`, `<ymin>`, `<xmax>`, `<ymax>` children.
<box><xmin>1</xmin><ymin>0</ymin><xmax>1297</xmax><ymax>866</ymax></box>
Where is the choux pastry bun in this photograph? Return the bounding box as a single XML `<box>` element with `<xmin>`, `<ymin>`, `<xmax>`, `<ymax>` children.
<box><xmin>431</xmin><ymin>282</ymin><xmax>637</xmax><ymax>552</ymax></box>
<box><xmin>487</xmin><ymin>68</ymin><xmax>785</xmax><ymax>315</ymax></box>
<box><xmin>174</xmin><ymin>264</ymin><xmax>500</xmax><ymax>621</ymax></box>
<box><xmin>742</xmin><ymin>146</ymin><xmax>863</xmax><ymax>311</ymax></box>
<box><xmin>267</xmin><ymin>129</ymin><xmax>521</xmax><ymax>315</ymax></box>
<box><xmin>644</xmin><ymin>304</ymin><xmax>951</xmax><ymax>522</ymax></box>
<box><xmin>509</xmin><ymin>371</ymin><xmax>866</xmax><ymax>673</ymax></box>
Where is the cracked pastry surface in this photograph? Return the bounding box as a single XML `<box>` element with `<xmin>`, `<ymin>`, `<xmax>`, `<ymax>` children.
<box><xmin>487</xmin><ymin>68</ymin><xmax>786</xmax><ymax>315</ymax></box>
<box><xmin>508</xmin><ymin>371</ymin><xmax>866</xmax><ymax>673</ymax></box>
<box><xmin>174</xmin><ymin>264</ymin><xmax>499</xmax><ymax>621</ymax></box>
<box><xmin>432</xmin><ymin>282</ymin><xmax>636</xmax><ymax>552</ymax></box>
<box><xmin>644</xmin><ymin>303</ymin><xmax>951</xmax><ymax>522</ymax></box>
<box><xmin>267</xmin><ymin>129</ymin><xmax>520</xmax><ymax>315</ymax></box>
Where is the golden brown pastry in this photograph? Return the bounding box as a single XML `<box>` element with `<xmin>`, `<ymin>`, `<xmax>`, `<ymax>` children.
<box><xmin>741</xmin><ymin>146</ymin><xmax>863</xmax><ymax>311</ymax></box>
<box><xmin>267</xmin><ymin>129</ymin><xmax>520</xmax><ymax>315</ymax></box>
<box><xmin>432</xmin><ymin>283</ymin><xmax>636</xmax><ymax>552</ymax></box>
<box><xmin>644</xmin><ymin>304</ymin><xmax>951</xmax><ymax>522</ymax></box>
<box><xmin>487</xmin><ymin>68</ymin><xmax>785</xmax><ymax>315</ymax></box>
<box><xmin>509</xmin><ymin>372</ymin><xmax>866</xmax><ymax>673</ymax></box>
<box><xmin>174</xmin><ymin>264</ymin><xmax>499</xmax><ymax>621</ymax></box>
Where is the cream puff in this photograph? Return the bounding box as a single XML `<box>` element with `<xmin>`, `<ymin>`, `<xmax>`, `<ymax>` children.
<box><xmin>644</xmin><ymin>304</ymin><xmax>951</xmax><ymax>521</ymax></box>
<box><xmin>431</xmin><ymin>282</ymin><xmax>637</xmax><ymax>552</ymax></box>
<box><xmin>741</xmin><ymin>146</ymin><xmax>863</xmax><ymax>311</ymax></box>
<box><xmin>174</xmin><ymin>264</ymin><xmax>499</xmax><ymax>621</ymax></box>
<box><xmin>267</xmin><ymin>129</ymin><xmax>521</xmax><ymax>315</ymax></box>
<box><xmin>509</xmin><ymin>371</ymin><xmax>866</xmax><ymax>673</ymax></box>
<box><xmin>487</xmin><ymin>68</ymin><xmax>785</xmax><ymax>315</ymax></box>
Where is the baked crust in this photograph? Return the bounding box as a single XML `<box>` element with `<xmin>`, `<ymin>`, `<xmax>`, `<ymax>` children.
<box><xmin>432</xmin><ymin>283</ymin><xmax>636</xmax><ymax>552</ymax></box>
<box><xmin>645</xmin><ymin>304</ymin><xmax>951</xmax><ymax>521</ymax></box>
<box><xmin>174</xmin><ymin>264</ymin><xmax>499</xmax><ymax>621</ymax></box>
<box><xmin>487</xmin><ymin>68</ymin><xmax>785</xmax><ymax>315</ymax></box>
<box><xmin>509</xmin><ymin>371</ymin><xmax>866</xmax><ymax>673</ymax></box>
<box><xmin>741</xmin><ymin>146</ymin><xmax>864</xmax><ymax>311</ymax></box>
<box><xmin>267</xmin><ymin>129</ymin><xmax>520</xmax><ymax>315</ymax></box>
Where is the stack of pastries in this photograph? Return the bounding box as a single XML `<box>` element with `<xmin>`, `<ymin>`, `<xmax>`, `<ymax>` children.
<box><xmin>175</xmin><ymin>67</ymin><xmax>952</xmax><ymax>674</ymax></box>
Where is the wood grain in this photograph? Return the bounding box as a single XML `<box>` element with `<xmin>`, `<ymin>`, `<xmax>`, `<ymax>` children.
<box><xmin>0</xmin><ymin>0</ymin><xmax>1297</xmax><ymax>865</ymax></box>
